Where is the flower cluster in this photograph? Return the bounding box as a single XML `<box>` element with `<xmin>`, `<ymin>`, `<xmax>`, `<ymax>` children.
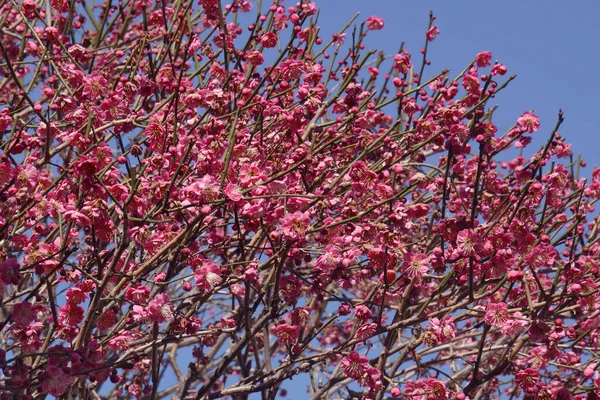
<box><xmin>0</xmin><ymin>0</ymin><xmax>597</xmax><ymax>398</ymax></box>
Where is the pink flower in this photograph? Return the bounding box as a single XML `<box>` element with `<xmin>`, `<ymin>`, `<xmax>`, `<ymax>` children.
<box><xmin>484</xmin><ymin>302</ymin><xmax>509</xmax><ymax>327</ymax></box>
<box><xmin>515</xmin><ymin>368</ymin><xmax>540</xmax><ymax>390</ymax></box>
<box><xmin>260</xmin><ymin>32</ymin><xmax>278</xmax><ymax>48</ymax></box>
<box><xmin>342</xmin><ymin>351</ymin><xmax>369</xmax><ymax>379</ymax></box>
<box><xmin>50</xmin><ymin>0</ymin><xmax>69</xmax><ymax>12</ymax></box>
<box><xmin>355</xmin><ymin>305</ymin><xmax>372</xmax><ymax>321</ymax></box>
<box><xmin>475</xmin><ymin>51</ymin><xmax>493</xmax><ymax>68</ymax></box>
<box><xmin>524</xmin><ymin>243</ymin><xmax>556</xmax><ymax>269</ymax></box>
<box><xmin>146</xmin><ymin>293</ymin><xmax>174</xmax><ymax>323</ymax></box>
<box><xmin>144</xmin><ymin>123</ymin><xmax>166</xmax><ymax>151</ymax></box>
<box><xmin>426</xmin><ymin>25</ymin><xmax>440</xmax><ymax>41</ymax></box>
<box><xmin>280</xmin><ymin>211</ymin><xmax>311</xmax><ymax>241</ymax></box>
<box><xmin>366</xmin><ymin>16</ymin><xmax>385</xmax><ymax>30</ymax></box>
<box><xmin>393</xmin><ymin>53</ymin><xmax>412</xmax><ymax>74</ymax></box>
<box><xmin>456</xmin><ymin>229</ymin><xmax>480</xmax><ymax>257</ymax></box>
<box><xmin>224</xmin><ymin>183</ymin><xmax>243</xmax><ymax>202</ymax></box>
<box><xmin>427</xmin><ymin>315</ymin><xmax>456</xmax><ymax>343</ymax></box>
<box><xmin>40</xmin><ymin>366</ymin><xmax>73</xmax><ymax>396</ymax></box>
<box><xmin>12</xmin><ymin>301</ymin><xmax>37</xmax><ymax>327</ymax></box>
<box><xmin>517</xmin><ymin>111</ymin><xmax>540</xmax><ymax>133</ymax></box>
<box><xmin>490</xmin><ymin>63</ymin><xmax>507</xmax><ymax>76</ymax></box>
<box><xmin>501</xmin><ymin>312</ymin><xmax>528</xmax><ymax>336</ymax></box>
<box><xmin>402</xmin><ymin>252</ymin><xmax>429</xmax><ymax>280</ymax></box>
<box><xmin>355</xmin><ymin>322</ymin><xmax>377</xmax><ymax>341</ymax></box>
<box><xmin>274</xmin><ymin>324</ymin><xmax>299</xmax><ymax>345</ymax></box>
<box><xmin>58</xmin><ymin>304</ymin><xmax>84</xmax><ymax>326</ymax></box>
<box><xmin>0</xmin><ymin>161</ymin><xmax>15</xmax><ymax>187</ymax></box>
<box><xmin>194</xmin><ymin>261</ymin><xmax>222</xmax><ymax>291</ymax></box>
<box><xmin>246</xmin><ymin>50</ymin><xmax>264</xmax><ymax>66</ymax></box>
<box><xmin>125</xmin><ymin>284</ymin><xmax>151</xmax><ymax>305</ymax></box>
<box><xmin>279</xmin><ymin>275</ymin><xmax>302</xmax><ymax>304</ymax></box>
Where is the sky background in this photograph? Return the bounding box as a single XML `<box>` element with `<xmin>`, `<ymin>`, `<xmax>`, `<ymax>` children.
<box><xmin>315</xmin><ymin>0</ymin><xmax>600</xmax><ymax>178</ymax></box>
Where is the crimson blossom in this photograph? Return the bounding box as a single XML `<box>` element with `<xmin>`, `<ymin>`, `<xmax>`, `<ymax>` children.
<box><xmin>0</xmin><ymin>0</ymin><xmax>600</xmax><ymax>399</ymax></box>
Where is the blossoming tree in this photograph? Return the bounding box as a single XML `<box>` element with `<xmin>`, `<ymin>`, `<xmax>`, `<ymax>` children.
<box><xmin>0</xmin><ymin>0</ymin><xmax>598</xmax><ymax>399</ymax></box>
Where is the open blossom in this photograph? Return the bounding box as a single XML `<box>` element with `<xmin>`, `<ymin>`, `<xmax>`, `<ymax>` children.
<box><xmin>405</xmin><ymin>379</ymin><xmax>447</xmax><ymax>400</ymax></box>
<box><xmin>12</xmin><ymin>301</ymin><xmax>37</xmax><ymax>327</ymax></box>
<box><xmin>524</xmin><ymin>243</ymin><xmax>557</xmax><ymax>269</ymax></box>
<box><xmin>355</xmin><ymin>322</ymin><xmax>377</xmax><ymax>341</ymax></box>
<box><xmin>59</xmin><ymin>304</ymin><xmax>84</xmax><ymax>326</ymax></box>
<box><xmin>427</xmin><ymin>315</ymin><xmax>456</xmax><ymax>344</ymax></box>
<box><xmin>40</xmin><ymin>366</ymin><xmax>73</xmax><ymax>396</ymax></box>
<box><xmin>475</xmin><ymin>51</ymin><xmax>493</xmax><ymax>67</ymax></box>
<box><xmin>0</xmin><ymin>257</ymin><xmax>21</xmax><ymax>286</ymax></box>
<box><xmin>342</xmin><ymin>351</ymin><xmax>369</xmax><ymax>380</ymax></box>
<box><xmin>456</xmin><ymin>229</ymin><xmax>480</xmax><ymax>257</ymax></box>
<box><xmin>426</xmin><ymin>25</ymin><xmax>440</xmax><ymax>41</ymax></box>
<box><xmin>484</xmin><ymin>302</ymin><xmax>509</xmax><ymax>327</ymax></box>
<box><xmin>195</xmin><ymin>261</ymin><xmax>222</xmax><ymax>291</ymax></box>
<box><xmin>146</xmin><ymin>293</ymin><xmax>174</xmax><ymax>323</ymax></box>
<box><xmin>273</xmin><ymin>324</ymin><xmax>299</xmax><ymax>345</ymax></box>
<box><xmin>490</xmin><ymin>63</ymin><xmax>507</xmax><ymax>76</ymax></box>
<box><xmin>281</xmin><ymin>211</ymin><xmax>311</xmax><ymax>241</ymax></box>
<box><xmin>517</xmin><ymin>111</ymin><xmax>540</xmax><ymax>133</ymax></box>
<box><xmin>355</xmin><ymin>305</ymin><xmax>373</xmax><ymax>321</ymax></box>
<box><xmin>402</xmin><ymin>252</ymin><xmax>429</xmax><ymax>280</ymax></box>
<box><xmin>501</xmin><ymin>312</ymin><xmax>529</xmax><ymax>336</ymax></box>
<box><xmin>515</xmin><ymin>368</ymin><xmax>540</xmax><ymax>390</ymax></box>
<box><xmin>366</xmin><ymin>15</ymin><xmax>384</xmax><ymax>30</ymax></box>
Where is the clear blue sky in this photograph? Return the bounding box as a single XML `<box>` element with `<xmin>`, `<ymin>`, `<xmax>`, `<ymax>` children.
<box><xmin>316</xmin><ymin>0</ymin><xmax>600</xmax><ymax>176</ymax></box>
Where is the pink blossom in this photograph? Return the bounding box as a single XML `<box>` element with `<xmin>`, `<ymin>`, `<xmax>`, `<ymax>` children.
<box><xmin>517</xmin><ymin>111</ymin><xmax>541</xmax><ymax>133</ymax></box>
<box><xmin>279</xmin><ymin>275</ymin><xmax>302</xmax><ymax>304</ymax></box>
<box><xmin>402</xmin><ymin>252</ymin><xmax>429</xmax><ymax>280</ymax></box>
<box><xmin>484</xmin><ymin>302</ymin><xmax>509</xmax><ymax>327</ymax></box>
<box><xmin>0</xmin><ymin>160</ymin><xmax>15</xmax><ymax>187</ymax></box>
<box><xmin>501</xmin><ymin>312</ymin><xmax>528</xmax><ymax>336</ymax></box>
<box><xmin>515</xmin><ymin>368</ymin><xmax>540</xmax><ymax>390</ymax></box>
<box><xmin>490</xmin><ymin>63</ymin><xmax>507</xmax><ymax>76</ymax></box>
<box><xmin>273</xmin><ymin>324</ymin><xmax>299</xmax><ymax>345</ymax></box>
<box><xmin>260</xmin><ymin>32</ymin><xmax>278</xmax><ymax>48</ymax></box>
<box><xmin>224</xmin><ymin>183</ymin><xmax>243</xmax><ymax>202</ymax></box>
<box><xmin>40</xmin><ymin>366</ymin><xmax>73</xmax><ymax>396</ymax></box>
<box><xmin>280</xmin><ymin>211</ymin><xmax>311</xmax><ymax>241</ymax></box>
<box><xmin>58</xmin><ymin>304</ymin><xmax>84</xmax><ymax>326</ymax></box>
<box><xmin>146</xmin><ymin>293</ymin><xmax>174</xmax><ymax>323</ymax></box>
<box><xmin>12</xmin><ymin>301</ymin><xmax>37</xmax><ymax>327</ymax></box>
<box><xmin>342</xmin><ymin>351</ymin><xmax>369</xmax><ymax>379</ymax></box>
<box><xmin>355</xmin><ymin>305</ymin><xmax>372</xmax><ymax>321</ymax></box>
<box><xmin>427</xmin><ymin>315</ymin><xmax>456</xmax><ymax>343</ymax></box>
<box><xmin>366</xmin><ymin>16</ymin><xmax>385</xmax><ymax>30</ymax></box>
<box><xmin>426</xmin><ymin>25</ymin><xmax>440</xmax><ymax>41</ymax></box>
<box><xmin>0</xmin><ymin>257</ymin><xmax>20</xmax><ymax>286</ymax></box>
<box><xmin>456</xmin><ymin>229</ymin><xmax>480</xmax><ymax>257</ymax></box>
<box><xmin>195</xmin><ymin>261</ymin><xmax>222</xmax><ymax>291</ymax></box>
<box><xmin>393</xmin><ymin>53</ymin><xmax>411</xmax><ymax>74</ymax></box>
<box><xmin>355</xmin><ymin>322</ymin><xmax>377</xmax><ymax>341</ymax></box>
<box><xmin>475</xmin><ymin>51</ymin><xmax>493</xmax><ymax>67</ymax></box>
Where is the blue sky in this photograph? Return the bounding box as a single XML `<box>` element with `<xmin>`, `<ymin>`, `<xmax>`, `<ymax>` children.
<box><xmin>316</xmin><ymin>0</ymin><xmax>600</xmax><ymax>176</ymax></box>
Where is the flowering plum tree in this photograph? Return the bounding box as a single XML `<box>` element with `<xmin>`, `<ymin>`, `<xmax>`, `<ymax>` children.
<box><xmin>0</xmin><ymin>0</ymin><xmax>599</xmax><ymax>399</ymax></box>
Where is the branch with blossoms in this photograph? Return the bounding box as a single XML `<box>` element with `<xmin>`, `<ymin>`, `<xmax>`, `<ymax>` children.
<box><xmin>0</xmin><ymin>0</ymin><xmax>598</xmax><ymax>399</ymax></box>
